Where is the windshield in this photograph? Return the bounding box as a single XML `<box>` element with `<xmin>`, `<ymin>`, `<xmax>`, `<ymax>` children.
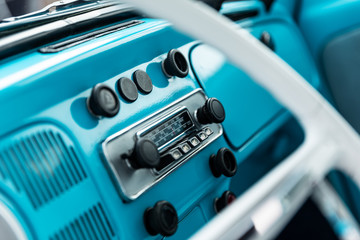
<box><xmin>0</xmin><ymin>0</ymin><xmax>118</xmax><ymax>24</ymax></box>
<box><xmin>0</xmin><ymin>0</ymin><xmax>59</xmax><ymax>20</ymax></box>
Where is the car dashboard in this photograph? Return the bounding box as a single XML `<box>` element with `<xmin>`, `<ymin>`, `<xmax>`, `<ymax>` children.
<box><xmin>0</xmin><ymin>0</ymin><xmax>358</xmax><ymax>239</ymax></box>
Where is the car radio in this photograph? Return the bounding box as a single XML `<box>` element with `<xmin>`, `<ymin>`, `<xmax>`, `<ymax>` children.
<box><xmin>101</xmin><ymin>89</ymin><xmax>225</xmax><ymax>201</ymax></box>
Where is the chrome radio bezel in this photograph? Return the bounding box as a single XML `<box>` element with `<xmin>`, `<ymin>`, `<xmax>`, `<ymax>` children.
<box><xmin>101</xmin><ymin>89</ymin><xmax>223</xmax><ymax>201</ymax></box>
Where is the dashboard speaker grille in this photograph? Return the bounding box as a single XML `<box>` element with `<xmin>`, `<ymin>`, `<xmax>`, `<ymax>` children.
<box><xmin>49</xmin><ymin>203</ymin><xmax>115</xmax><ymax>240</ymax></box>
<box><xmin>0</xmin><ymin>128</ymin><xmax>87</xmax><ymax>209</ymax></box>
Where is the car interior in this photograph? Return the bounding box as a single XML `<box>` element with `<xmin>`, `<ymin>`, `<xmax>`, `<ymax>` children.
<box><xmin>1</xmin><ymin>0</ymin><xmax>360</xmax><ymax>239</ymax></box>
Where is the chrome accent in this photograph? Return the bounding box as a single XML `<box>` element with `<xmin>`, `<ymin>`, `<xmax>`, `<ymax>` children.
<box><xmin>101</xmin><ymin>89</ymin><xmax>223</xmax><ymax>201</ymax></box>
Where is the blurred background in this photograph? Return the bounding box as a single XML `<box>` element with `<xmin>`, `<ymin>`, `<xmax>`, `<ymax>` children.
<box><xmin>0</xmin><ymin>0</ymin><xmax>64</xmax><ymax>20</ymax></box>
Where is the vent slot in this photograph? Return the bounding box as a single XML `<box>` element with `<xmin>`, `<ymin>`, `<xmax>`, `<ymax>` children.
<box><xmin>50</xmin><ymin>203</ymin><xmax>115</xmax><ymax>240</ymax></box>
<box><xmin>224</xmin><ymin>9</ymin><xmax>259</xmax><ymax>21</ymax></box>
<box><xmin>0</xmin><ymin>129</ymin><xmax>87</xmax><ymax>209</ymax></box>
<box><xmin>39</xmin><ymin>20</ymin><xmax>144</xmax><ymax>53</ymax></box>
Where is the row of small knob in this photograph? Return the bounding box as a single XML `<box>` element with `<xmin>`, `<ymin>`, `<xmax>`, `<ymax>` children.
<box><xmin>87</xmin><ymin>49</ymin><xmax>190</xmax><ymax>118</ymax></box>
<box><xmin>86</xmin><ymin>69</ymin><xmax>153</xmax><ymax>118</ymax></box>
<box><xmin>87</xmin><ymin>31</ymin><xmax>275</xmax><ymax>118</ymax></box>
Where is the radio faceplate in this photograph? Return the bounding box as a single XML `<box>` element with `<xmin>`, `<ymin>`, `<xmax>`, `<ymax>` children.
<box><xmin>101</xmin><ymin>89</ymin><xmax>223</xmax><ymax>201</ymax></box>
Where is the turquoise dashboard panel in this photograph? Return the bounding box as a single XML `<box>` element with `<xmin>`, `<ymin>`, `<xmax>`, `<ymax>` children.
<box><xmin>0</xmin><ymin>1</ymin><xmax>327</xmax><ymax>239</ymax></box>
<box><xmin>190</xmin><ymin>19</ymin><xmax>319</xmax><ymax>149</ymax></box>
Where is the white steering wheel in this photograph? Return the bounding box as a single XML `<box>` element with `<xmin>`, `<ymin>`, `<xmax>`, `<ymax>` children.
<box><xmin>117</xmin><ymin>0</ymin><xmax>360</xmax><ymax>239</ymax></box>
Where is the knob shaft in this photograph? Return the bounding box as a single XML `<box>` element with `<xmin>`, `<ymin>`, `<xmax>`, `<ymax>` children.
<box><xmin>130</xmin><ymin>139</ymin><xmax>160</xmax><ymax>169</ymax></box>
<box><xmin>162</xmin><ymin>49</ymin><xmax>189</xmax><ymax>78</ymax></box>
<box><xmin>209</xmin><ymin>147</ymin><xmax>237</xmax><ymax>177</ymax></box>
<box><xmin>260</xmin><ymin>31</ymin><xmax>275</xmax><ymax>51</ymax></box>
<box><xmin>144</xmin><ymin>201</ymin><xmax>178</xmax><ymax>237</ymax></box>
<box><xmin>87</xmin><ymin>84</ymin><xmax>120</xmax><ymax>118</ymax></box>
<box><xmin>196</xmin><ymin>98</ymin><xmax>225</xmax><ymax>124</ymax></box>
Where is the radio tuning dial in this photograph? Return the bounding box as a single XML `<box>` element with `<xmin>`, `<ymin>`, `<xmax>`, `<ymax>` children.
<box><xmin>130</xmin><ymin>139</ymin><xmax>160</xmax><ymax>169</ymax></box>
<box><xmin>196</xmin><ymin>98</ymin><xmax>225</xmax><ymax>124</ymax></box>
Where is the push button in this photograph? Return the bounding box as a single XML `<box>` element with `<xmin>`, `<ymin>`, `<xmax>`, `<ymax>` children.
<box><xmin>197</xmin><ymin>132</ymin><xmax>208</xmax><ymax>141</ymax></box>
<box><xmin>189</xmin><ymin>137</ymin><xmax>200</xmax><ymax>147</ymax></box>
<box><xmin>171</xmin><ymin>149</ymin><xmax>182</xmax><ymax>160</ymax></box>
<box><xmin>203</xmin><ymin>127</ymin><xmax>213</xmax><ymax>136</ymax></box>
<box><xmin>179</xmin><ymin>143</ymin><xmax>191</xmax><ymax>154</ymax></box>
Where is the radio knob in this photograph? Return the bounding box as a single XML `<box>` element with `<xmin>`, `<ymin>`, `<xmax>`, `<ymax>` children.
<box><xmin>162</xmin><ymin>49</ymin><xmax>189</xmax><ymax>78</ymax></box>
<box><xmin>196</xmin><ymin>98</ymin><xmax>225</xmax><ymax>124</ymax></box>
<box><xmin>144</xmin><ymin>201</ymin><xmax>178</xmax><ymax>236</ymax></box>
<box><xmin>130</xmin><ymin>139</ymin><xmax>160</xmax><ymax>169</ymax></box>
<box><xmin>87</xmin><ymin>84</ymin><xmax>120</xmax><ymax>118</ymax></box>
<box><xmin>209</xmin><ymin>148</ymin><xmax>237</xmax><ymax>178</ymax></box>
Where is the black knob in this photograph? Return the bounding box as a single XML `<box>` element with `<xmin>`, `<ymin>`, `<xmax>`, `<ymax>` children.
<box><xmin>133</xmin><ymin>70</ymin><xmax>153</xmax><ymax>94</ymax></box>
<box><xmin>214</xmin><ymin>191</ymin><xmax>236</xmax><ymax>213</ymax></box>
<box><xmin>260</xmin><ymin>31</ymin><xmax>275</xmax><ymax>51</ymax></box>
<box><xmin>196</xmin><ymin>98</ymin><xmax>225</xmax><ymax>124</ymax></box>
<box><xmin>117</xmin><ymin>77</ymin><xmax>138</xmax><ymax>102</ymax></box>
<box><xmin>130</xmin><ymin>139</ymin><xmax>160</xmax><ymax>169</ymax></box>
<box><xmin>144</xmin><ymin>201</ymin><xmax>178</xmax><ymax>237</ymax></box>
<box><xmin>87</xmin><ymin>84</ymin><xmax>120</xmax><ymax>118</ymax></box>
<box><xmin>162</xmin><ymin>49</ymin><xmax>189</xmax><ymax>78</ymax></box>
<box><xmin>209</xmin><ymin>148</ymin><xmax>237</xmax><ymax>178</ymax></box>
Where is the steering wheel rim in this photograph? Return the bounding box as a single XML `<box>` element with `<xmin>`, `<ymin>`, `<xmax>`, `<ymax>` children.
<box><xmin>114</xmin><ymin>0</ymin><xmax>360</xmax><ymax>239</ymax></box>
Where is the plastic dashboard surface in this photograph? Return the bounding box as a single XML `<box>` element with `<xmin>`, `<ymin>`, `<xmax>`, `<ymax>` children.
<box><xmin>0</xmin><ymin>2</ymin><xmax>322</xmax><ymax>240</ymax></box>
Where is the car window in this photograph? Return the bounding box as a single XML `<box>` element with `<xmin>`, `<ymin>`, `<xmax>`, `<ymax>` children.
<box><xmin>1</xmin><ymin>0</ymin><xmax>58</xmax><ymax>19</ymax></box>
